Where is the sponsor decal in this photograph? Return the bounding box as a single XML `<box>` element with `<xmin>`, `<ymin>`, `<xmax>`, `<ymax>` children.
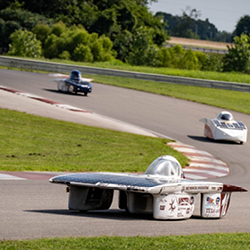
<box><xmin>205</xmin><ymin>208</ymin><xmax>220</xmax><ymax>214</ymax></box>
<box><xmin>178</xmin><ymin>197</ymin><xmax>189</xmax><ymax>206</ymax></box>
<box><xmin>177</xmin><ymin>212</ymin><xmax>184</xmax><ymax>217</ymax></box>
<box><xmin>186</xmin><ymin>186</ymin><xmax>209</xmax><ymax>191</ymax></box>
<box><xmin>160</xmin><ymin>205</ymin><xmax>165</xmax><ymax>211</ymax></box>
<box><xmin>216</xmin><ymin>197</ymin><xmax>220</xmax><ymax>205</ymax></box>
<box><xmin>206</xmin><ymin>196</ymin><xmax>220</xmax><ymax>206</ymax></box>
<box><xmin>169</xmin><ymin>199</ymin><xmax>176</xmax><ymax>212</ymax></box>
<box><xmin>204</xmin><ymin>195</ymin><xmax>221</xmax><ymax>216</ymax></box>
<box><xmin>186</xmin><ymin>207</ymin><xmax>191</xmax><ymax>214</ymax></box>
<box><xmin>207</xmin><ymin>196</ymin><xmax>215</xmax><ymax>204</ymax></box>
<box><xmin>190</xmin><ymin>196</ymin><xmax>195</xmax><ymax>205</ymax></box>
<box><xmin>178</xmin><ymin>196</ymin><xmax>195</xmax><ymax>206</ymax></box>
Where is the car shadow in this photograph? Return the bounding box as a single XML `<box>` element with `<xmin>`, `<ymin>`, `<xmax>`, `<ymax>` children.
<box><xmin>25</xmin><ymin>209</ymin><xmax>155</xmax><ymax>221</ymax></box>
<box><xmin>187</xmin><ymin>135</ymin><xmax>241</xmax><ymax>145</ymax></box>
<box><xmin>25</xmin><ymin>209</ymin><xmax>206</xmax><ymax>221</ymax></box>
<box><xmin>43</xmin><ymin>89</ymin><xmax>87</xmax><ymax>97</ymax></box>
<box><xmin>187</xmin><ymin>135</ymin><xmax>211</xmax><ymax>143</ymax></box>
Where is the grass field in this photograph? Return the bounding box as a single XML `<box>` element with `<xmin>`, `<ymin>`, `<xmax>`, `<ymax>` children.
<box><xmin>51</xmin><ymin>59</ymin><xmax>250</xmax><ymax>83</ymax></box>
<box><xmin>1</xmin><ymin>233</ymin><xmax>250</xmax><ymax>250</ymax></box>
<box><xmin>88</xmin><ymin>74</ymin><xmax>250</xmax><ymax>115</ymax></box>
<box><xmin>0</xmin><ymin>108</ymin><xmax>189</xmax><ymax>172</ymax></box>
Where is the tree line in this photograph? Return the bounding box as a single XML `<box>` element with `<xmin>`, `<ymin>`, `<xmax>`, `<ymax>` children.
<box><xmin>1</xmin><ymin>0</ymin><xmax>250</xmax><ymax>73</ymax></box>
<box><xmin>157</xmin><ymin>7</ymin><xmax>250</xmax><ymax>44</ymax></box>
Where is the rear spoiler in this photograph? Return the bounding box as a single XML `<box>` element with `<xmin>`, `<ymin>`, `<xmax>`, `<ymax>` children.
<box><xmin>223</xmin><ymin>184</ymin><xmax>247</xmax><ymax>192</ymax></box>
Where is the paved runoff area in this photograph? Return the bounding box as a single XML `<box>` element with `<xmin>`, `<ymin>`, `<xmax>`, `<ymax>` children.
<box><xmin>0</xmin><ymin>86</ymin><xmax>229</xmax><ymax>180</ymax></box>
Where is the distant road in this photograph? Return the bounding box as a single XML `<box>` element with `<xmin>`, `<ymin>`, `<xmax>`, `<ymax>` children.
<box><xmin>169</xmin><ymin>36</ymin><xmax>231</xmax><ymax>49</ymax></box>
<box><xmin>166</xmin><ymin>36</ymin><xmax>230</xmax><ymax>54</ymax></box>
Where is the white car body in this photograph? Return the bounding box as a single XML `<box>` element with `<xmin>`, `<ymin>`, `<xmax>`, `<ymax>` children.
<box><xmin>200</xmin><ymin>111</ymin><xmax>247</xmax><ymax>144</ymax></box>
<box><xmin>50</xmin><ymin>155</ymin><xmax>247</xmax><ymax>220</ymax></box>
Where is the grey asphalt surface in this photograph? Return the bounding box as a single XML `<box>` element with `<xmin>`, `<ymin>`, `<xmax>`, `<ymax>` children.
<box><xmin>0</xmin><ymin>69</ymin><xmax>249</xmax><ymax>239</ymax></box>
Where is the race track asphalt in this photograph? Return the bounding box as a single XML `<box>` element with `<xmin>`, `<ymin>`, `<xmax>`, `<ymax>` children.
<box><xmin>0</xmin><ymin>69</ymin><xmax>249</xmax><ymax>239</ymax></box>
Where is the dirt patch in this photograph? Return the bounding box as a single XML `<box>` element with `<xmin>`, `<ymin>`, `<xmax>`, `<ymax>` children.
<box><xmin>168</xmin><ymin>36</ymin><xmax>231</xmax><ymax>49</ymax></box>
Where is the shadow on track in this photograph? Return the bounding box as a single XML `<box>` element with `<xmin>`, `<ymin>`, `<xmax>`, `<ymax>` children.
<box><xmin>25</xmin><ymin>209</ymin><xmax>154</xmax><ymax>221</ymax></box>
<box><xmin>187</xmin><ymin>135</ymin><xmax>241</xmax><ymax>145</ymax></box>
<box><xmin>43</xmin><ymin>89</ymin><xmax>88</xmax><ymax>97</ymax></box>
<box><xmin>25</xmin><ymin>209</ymin><xmax>207</xmax><ymax>221</ymax></box>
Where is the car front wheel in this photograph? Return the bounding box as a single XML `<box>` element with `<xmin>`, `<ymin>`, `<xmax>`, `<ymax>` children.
<box><xmin>68</xmin><ymin>85</ymin><xmax>75</xmax><ymax>94</ymax></box>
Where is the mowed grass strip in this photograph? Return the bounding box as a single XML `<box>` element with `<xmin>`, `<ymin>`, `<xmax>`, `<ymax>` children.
<box><xmin>0</xmin><ymin>108</ymin><xmax>188</xmax><ymax>172</ymax></box>
<box><xmin>51</xmin><ymin>58</ymin><xmax>250</xmax><ymax>84</ymax></box>
<box><xmin>89</xmin><ymin>74</ymin><xmax>250</xmax><ymax>115</ymax></box>
<box><xmin>1</xmin><ymin>233</ymin><xmax>250</xmax><ymax>250</ymax></box>
<box><xmin>5</xmin><ymin>56</ymin><xmax>250</xmax><ymax>83</ymax></box>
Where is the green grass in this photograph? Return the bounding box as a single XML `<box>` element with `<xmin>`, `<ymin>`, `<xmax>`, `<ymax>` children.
<box><xmin>4</xmin><ymin>55</ymin><xmax>250</xmax><ymax>83</ymax></box>
<box><xmin>1</xmin><ymin>233</ymin><xmax>250</xmax><ymax>249</ymax></box>
<box><xmin>0</xmin><ymin>108</ymin><xmax>188</xmax><ymax>172</ymax></box>
<box><xmin>85</xmin><ymin>74</ymin><xmax>250</xmax><ymax>115</ymax></box>
<box><xmin>48</xmin><ymin>58</ymin><xmax>250</xmax><ymax>83</ymax></box>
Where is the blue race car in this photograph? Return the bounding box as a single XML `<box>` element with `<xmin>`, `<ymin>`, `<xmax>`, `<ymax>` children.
<box><xmin>56</xmin><ymin>70</ymin><xmax>92</xmax><ymax>96</ymax></box>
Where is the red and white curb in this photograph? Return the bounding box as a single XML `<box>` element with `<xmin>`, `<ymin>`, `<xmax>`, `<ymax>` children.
<box><xmin>0</xmin><ymin>86</ymin><xmax>90</xmax><ymax>113</ymax></box>
<box><xmin>0</xmin><ymin>171</ymin><xmax>58</xmax><ymax>180</ymax></box>
<box><xmin>0</xmin><ymin>173</ymin><xmax>26</xmax><ymax>180</ymax></box>
<box><xmin>168</xmin><ymin>142</ymin><xmax>230</xmax><ymax>179</ymax></box>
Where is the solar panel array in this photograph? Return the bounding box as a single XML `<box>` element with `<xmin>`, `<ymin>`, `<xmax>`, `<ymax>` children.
<box><xmin>212</xmin><ymin>119</ymin><xmax>246</xmax><ymax>130</ymax></box>
<box><xmin>51</xmin><ymin>172</ymin><xmax>171</xmax><ymax>188</ymax></box>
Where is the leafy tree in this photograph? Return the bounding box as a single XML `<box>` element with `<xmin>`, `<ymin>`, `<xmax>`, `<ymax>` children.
<box><xmin>198</xmin><ymin>52</ymin><xmax>223</xmax><ymax>71</ymax></box>
<box><xmin>0</xmin><ymin>0</ymin><xmax>24</xmax><ymax>10</ymax></box>
<box><xmin>73</xmin><ymin>44</ymin><xmax>93</xmax><ymax>62</ymax></box>
<box><xmin>0</xmin><ymin>20</ymin><xmax>21</xmax><ymax>50</ymax></box>
<box><xmin>127</xmin><ymin>26</ymin><xmax>160</xmax><ymax>66</ymax></box>
<box><xmin>7</xmin><ymin>29</ymin><xmax>42</xmax><ymax>57</ymax></box>
<box><xmin>158</xmin><ymin>11</ymin><xmax>223</xmax><ymax>41</ymax></box>
<box><xmin>39</xmin><ymin>22</ymin><xmax>115</xmax><ymax>62</ymax></box>
<box><xmin>0</xmin><ymin>8</ymin><xmax>52</xmax><ymax>30</ymax></box>
<box><xmin>56</xmin><ymin>29</ymin><xmax>77</xmax><ymax>55</ymax></box>
<box><xmin>51</xmin><ymin>21</ymin><xmax>67</xmax><ymax>37</ymax></box>
<box><xmin>215</xmin><ymin>31</ymin><xmax>232</xmax><ymax>43</ymax></box>
<box><xmin>234</xmin><ymin>15</ymin><xmax>250</xmax><ymax>37</ymax></box>
<box><xmin>0</xmin><ymin>7</ymin><xmax>52</xmax><ymax>52</ymax></box>
<box><xmin>32</xmin><ymin>23</ymin><xmax>51</xmax><ymax>46</ymax></box>
<box><xmin>90</xmin><ymin>40</ymin><xmax>104</xmax><ymax>62</ymax></box>
<box><xmin>157</xmin><ymin>47</ymin><xmax>171</xmax><ymax>67</ymax></box>
<box><xmin>112</xmin><ymin>30</ymin><xmax>133</xmax><ymax>62</ymax></box>
<box><xmin>43</xmin><ymin>33</ymin><xmax>59</xmax><ymax>58</ymax></box>
<box><xmin>222</xmin><ymin>34</ymin><xmax>250</xmax><ymax>73</ymax></box>
<box><xmin>168</xmin><ymin>45</ymin><xmax>185</xmax><ymax>68</ymax></box>
<box><xmin>172</xmin><ymin>7</ymin><xmax>201</xmax><ymax>38</ymax></box>
<box><xmin>59</xmin><ymin>50</ymin><xmax>71</xmax><ymax>60</ymax></box>
<box><xmin>1</xmin><ymin>0</ymin><xmax>167</xmax><ymax>61</ymax></box>
<box><xmin>71</xmin><ymin>28</ymin><xmax>89</xmax><ymax>47</ymax></box>
<box><xmin>42</xmin><ymin>23</ymin><xmax>88</xmax><ymax>57</ymax></box>
<box><xmin>180</xmin><ymin>49</ymin><xmax>199</xmax><ymax>70</ymax></box>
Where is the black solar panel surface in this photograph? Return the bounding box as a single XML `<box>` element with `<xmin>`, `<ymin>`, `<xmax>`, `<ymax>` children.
<box><xmin>212</xmin><ymin>119</ymin><xmax>246</xmax><ymax>130</ymax></box>
<box><xmin>51</xmin><ymin>173</ymin><xmax>169</xmax><ymax>187</ymax></box>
